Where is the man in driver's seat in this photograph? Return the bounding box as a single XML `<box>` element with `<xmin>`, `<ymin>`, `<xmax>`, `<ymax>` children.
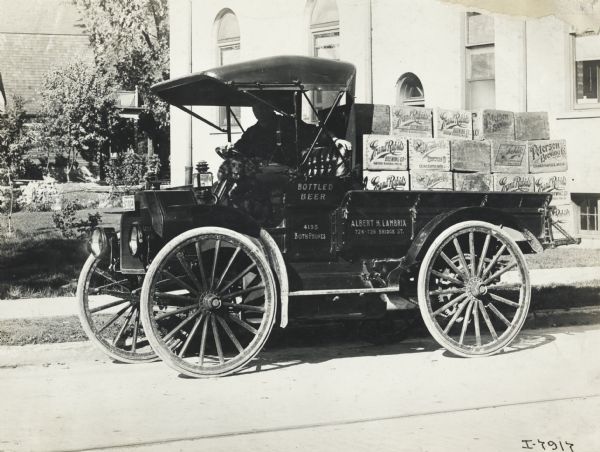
<box><xmin>222</xmin><ymin>102</ymin><xmax>351</xmax><ymax>172</ymax></box>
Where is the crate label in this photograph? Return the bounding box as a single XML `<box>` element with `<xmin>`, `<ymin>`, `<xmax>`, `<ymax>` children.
<box><xmin>533</xmin><ymin>172</ymin><xmax>569</xmax><ymax>204</ymax></box>
<box><xmin>473</xmin><ymin>110</ymin><xmax>515</xmax><ymax>141</ymax></box>
<box><xmin>528</xmin><ymin>140</ymin><xmax>568</xmax><ymax>173</ymax></box>
<box><xmin>453</xmin><ymin>173</ymin><xmax>492</xmax><ymax>192</ymax></box>
<box><xmin>410</xmin><ymin>171</ymin><xmax>453</xmax><ymax>190</ymax></box>
<box><xmin>491</xmin><ymin>141</ymin><xmax>528</xmax><ymax>173</ymax></box>
<box><xmin>363</xmin><ymin>135</ymin><xmax>408</xmax><ymax>170</ymax></box>
<box><xmin>492</xmin><ymin>174</ymin><xmax>535</xmax><ymax>193</ymax></box>
<box><xmin>450</xmin><ymin>140</ymin><xmax>491</xmax><ymax>172</ymax></box>
<box><xmin>434</xmin><ymin>108</ymin><xmax>473</xmax><ymax>139</ymax></box>
<box><xmin>408</xmin><ymin>138</ymin><xmax>451</xmax><ymax>171</ymax></box>
<box><xmin>390</xmin><ymin>106</ymin><xmax>433</xmax><ymax>137</ymax></box>
<box><xmin>514</xmin><ymin>112</ymin><xmax>550</xmax><ymax>141</ymax></box>
<box><xmin>363</xmin><ymin>170</ymin><xmax>409</xmax><ymax>191</ymax></box>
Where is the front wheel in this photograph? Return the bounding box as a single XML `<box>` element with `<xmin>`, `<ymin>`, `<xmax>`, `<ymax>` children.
<box><xmin>418</xmin><ymin>221</ymin><xmax>531</xmax><ymax>357</ymax></box>
<box><xmin>140</xmin><ymin>227</ymin><xmax>277</xmax><ymax>378</ymax></box>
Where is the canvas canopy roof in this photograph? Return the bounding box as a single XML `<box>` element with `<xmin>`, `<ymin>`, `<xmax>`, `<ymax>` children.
<box><xmin>151</xmin><ymin>55</ymin><xmax>356</xmax><ymax>108</ymax></box>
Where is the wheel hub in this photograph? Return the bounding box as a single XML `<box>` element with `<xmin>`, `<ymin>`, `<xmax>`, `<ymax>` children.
<box><xmin>200</xmin><ymin>293</ymin><xmax>222</xmax><ymax>311</ymax></box>
<box><xmin>466</xmin><ymin>277</ymin><xmax>487</xmax><ymax>297</ymax></box>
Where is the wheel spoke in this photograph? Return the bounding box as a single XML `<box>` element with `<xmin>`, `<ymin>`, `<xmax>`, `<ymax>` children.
<box><xmin>131</xmin><ymin>308</ymin><xmax>140</xmax><ymax>352</ymax></box>
<box><xmin>443</xmin><ymin>298</ymin><xmax>470</xmax><ymax>334</ymax></box>
<box><xmin>154</xmin><ymin>292</ymin><xmax>196</xmax><ymax>305</ymax></box>
<box><xmin>211</xmin><ymin>314</ymin><xmax>225</xmax><ymax>364</ymax></box>
<box><xmin>98</xmin><ymin>305</ymin><xmax>131</xmax><ymax>333</ymax></box>
<box><xmin>482</xmin><ymin>260</ymin><xmax>517</xmax><ymax>286</ymax></box>
<box><xmin>487</xmin><ymin>303</ymin><xmax>512</xmax><ymax>328</ymax></box>
<box><xmin>222</xmin><ymin>302</ymin><xmax>265</xmax><ymax>313</ymax></box>
<box><xmin>216</xmin><ymin>315</ymin><xmax>244</xmax><ymax>353</ymax></box>
<box><xmin>453</xmin><ymin>238</ymin><xmax>470</xmax><ymax>276</ymax></box>
<box><xmin>473</xmin><ymin>300</ymin><xmax>481</xmax><ymax>346</ymax></box>
<box><xmin>439</xmin><ymin>252</ymin><xmax>468</xmax><ymax>280</ymax></box>
<box><xmin>221</xmin><ymin>284</ymin><xmax>265</xmax><ymax>301</ymax></box>
<box><xmin>459</xmin><ymin>299</ymin><xmax>475</xmax><ymax>345</ymax></box>
<box><xmin>489</xmin><ymin>292</ymin><xmax>520</xmax><ymax>308</ymax></box>
<box><xmin>162</xmin><ymin>270</ymin><xmax>198</xmax><ymax>296</ymax></box>
<box><xmin>210</xmin><ymin>239</ymin><xmax>221</xmax><ymax>290</ymax></box>
<box><xmin>431</xmin><ymin>270</ymin><xmax>464</xmax><ymax>287</ymax></box>
<box><xmin>199</xmin><ymin>314</ymin><xmax>209</xmax><ymax>365</ymax></box>
<box><xmin>89</xmin><ymin>298</ymin><xmax>130</xmax><ymax>314</ymax></box>
<box><xmin>154</xmin><ymin>304</ymin><xmax>197</xmax><ymax>321</ymax></box>
<box><xmin>476</xmin><ymin>233</ymin><xmax>491</xmax><ymax>277</ymax></box>
<box><xmin>432</xmin><ymin>292</ymin><xmax>468</xmax><ymax>317</ymax></box>
<box><xmin>227</xmin><ymin>313</ymin><xmax>258</xmax><ymax>335</ymax></box>
<box><xmin>90</xmin><ymin>279</ymin><xmax>130</xmax><ymax>294</ymax></box>
<box><xmin>215</xmin><ymin>247</ymin><xmax>241</xmax><ymax>291</ymax></box>
<box><xmin>176</xmin><ymin>251</ymin><xmax>203</xmax><ymax>291</ymax></box>
<box><xmin>469</xmin><ymin>231</ymin><xmax>476</xmax><ymax>276</ymax></box>
<box><xmin>94</xmin><ymin>268</ymin><xmax>130</xmax><ymax>291</ymax></box>
<box><xmin>163</xmin><ymin>309</ymin><xmax>201</xmax><ymax>342</ymax></box>
<box><xmin>195</xmin><ymin>241</ymin><xmax>209</xmax><ymax>289</ymax></box>
<box><xmin>113</xmin><ymin>308</ymin><xmax>135</xmax><ymax>346</ymax></box>
<box><xmin>478</xmin><ymin>299</ymin><xmax>498</xmax><ymax>340</ymax></box>
<box><xmin>178</xmin><ymin>313</ymin><xmax>205</xmax><ymax>358</ymax></box>
<box><xmin>486</xmin><ymin>283</ymin><xmax>522</xmax><ymax>291</ymax></box>
<box><xmin>218</xmin><ymin>262</ymin><xmax>257</xmax><ymax>294</ymax></box>
<box><xmin>428</xmin><ymin>287</ymin><xmax>464</xmax><ymax>296</ymax></box>
<box><xmin>481</xmin><ymin>243</ymin><xmax>507</xmax><ymax>279</ymax></box>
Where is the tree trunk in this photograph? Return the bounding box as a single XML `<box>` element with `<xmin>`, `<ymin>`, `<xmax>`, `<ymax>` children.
<box><xmin>7</xmin><ymin>167</ymin><xmax>13</xmax><ymax>235</ymax></box>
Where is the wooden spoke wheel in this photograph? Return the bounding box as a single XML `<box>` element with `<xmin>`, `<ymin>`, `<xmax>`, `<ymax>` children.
<box><xmin>418</xmin><ymin>221</ymin><xmax>531</xmax><ymax>357</ymax></box>
<box><xmin>140</xmin><ymin>227</ymin><xmax>277</xmax><ymax>378</ymax></box>
<box><xmin>77</xmin><ymin>254</ymin><xmax>157</xmax><ymax>363</ymax></box>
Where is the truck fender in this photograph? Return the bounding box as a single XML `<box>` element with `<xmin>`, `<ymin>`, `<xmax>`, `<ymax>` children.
<box><xmin>403</xmin><ymin>206</ymin><xmax>541</xmax><ymax>269</ymax></box>
<box><xmin>259</xmin><ymin>229</ymin><xmax>289</xmax><ymax>328</ymax></box>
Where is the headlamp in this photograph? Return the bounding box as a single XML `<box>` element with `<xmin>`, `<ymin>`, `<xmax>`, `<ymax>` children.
<box><xmin>128</xmin><ymin>224</ymin><xmax>143</xmax><ymax>256</ymax></box>
<box><xmin>90</xmin><ymin>228</ymin><xmax>108</xmax><ymax>257</ymax></box>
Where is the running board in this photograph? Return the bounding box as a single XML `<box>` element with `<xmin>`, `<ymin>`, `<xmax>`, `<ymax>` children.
<box><xmin>289</xmin><ymin>286</ymin><xmax>400</xmax><ymax>297</ymax></box>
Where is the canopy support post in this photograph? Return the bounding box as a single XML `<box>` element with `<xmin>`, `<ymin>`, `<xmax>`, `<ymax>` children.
<box><xmin>226</xmin><ymin>106</ymin><xmax>232</xmax><ymax>142</ymax></box>
<box><xmin>174</xmin><ymin>104</ymin><xmax>228</xmax><ymax>133</ymax></box>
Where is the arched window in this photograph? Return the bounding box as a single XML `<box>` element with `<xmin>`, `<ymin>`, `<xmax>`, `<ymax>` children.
<box><xmin>396</xmin><ymin>73</ymin><xmax>425</xmax><ymax>107</ymax></box>
<box><xmin>307</xmin><ymin>0</ymin><xmax>340</xmax><ymax>119</ymax></box>
<box><xmin>216</xmin><ymin>10</ymin><xmax>240</xmax><ymax>128</ymax></box>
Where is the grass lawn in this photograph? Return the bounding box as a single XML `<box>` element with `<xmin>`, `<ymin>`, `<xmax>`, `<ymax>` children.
<box><xmin>0</xmin><ymin>209</ymin><xmax>121</xmax><ymax>299</ymax></box>
<box><xmin>525</xmin><ymin>246</ymin><xmax>600</xmax><ymax>269</ymax></box>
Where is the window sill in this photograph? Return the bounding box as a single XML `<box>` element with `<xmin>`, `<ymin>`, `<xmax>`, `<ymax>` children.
<box><xmin>556</xmin><ymin>109</ymin><xmax>600</xmax><ymax>120</ymax></box>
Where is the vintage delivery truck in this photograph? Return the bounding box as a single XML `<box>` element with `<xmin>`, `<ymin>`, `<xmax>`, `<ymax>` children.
<box><xmin>77</xmin><ymin>56</ymin><xmax>578</xmax><ymax>377</ymax></box>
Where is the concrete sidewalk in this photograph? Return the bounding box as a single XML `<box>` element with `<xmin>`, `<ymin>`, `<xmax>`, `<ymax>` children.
<box><xmin>0</xmin><ymin>266</ymin><xmax>598</xmax><ymax>321</ymax></box>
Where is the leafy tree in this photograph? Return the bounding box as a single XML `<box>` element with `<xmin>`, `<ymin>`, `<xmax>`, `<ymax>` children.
<box><xmin>0</xmin><ymin>97</ymin><xmax>29</xmax><ymax>233</ymax></box>
<box><xmin>37</xmin><ymin>58</ymin><xmax>125</xmax><ymax>181</ymax></box>
<box><xmin>73</xmin><ymin>0</ymin><xmax>170</xmax><ymax>166</ymax></box>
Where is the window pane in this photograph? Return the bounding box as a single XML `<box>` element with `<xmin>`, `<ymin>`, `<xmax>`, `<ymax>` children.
<box><xmin>467</xmin><ymin>79</ymin><xmax>495</xmax><ymax>110</ymax></box>
<box><xmin>218</xmin><ymin>12</ymin><xmax>240</xmax><ymax>41</ymax></box>
<box><xmin>467</xmin><ymin>13</ymin><xmax>494</xmax><ymax>45</ymax></box>
<box><xmin>311</xmin><ymin>0</ymin><xmax>339</xmax><ymax>26</ymax></box>
<box><xmin>314</xmin><ymin>31</ymin><xmax>339</xmax><ymax>59</ymax></box>
<box><xmin>468</xmin><ymin>49</ymin><xmax>495</xmax><ymax>80</ymax></box>
<box><xmin>576</xmin><ymin>60</ymin><xmax>600</xmax><ymax>103</ymax></box>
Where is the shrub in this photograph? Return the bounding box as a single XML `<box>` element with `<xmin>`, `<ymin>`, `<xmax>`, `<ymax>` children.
<box><xmin>52</xmin><ymin>201</ymin><xmax>102</xmax><ymax>239</ymax></box>
<box><xmin>105</xmin><ymin>152</ymin><xmax>146</xmax><ymax>192</ymax></box>
<box><xmin>0</xmin><ymin>186</ymin><xmax>22</xmax><ymax>214</ymax></box>
<box><xmin>19</xmin><ymin>181</ymin><xmax>59</xmax><ymax>212</ymax></box>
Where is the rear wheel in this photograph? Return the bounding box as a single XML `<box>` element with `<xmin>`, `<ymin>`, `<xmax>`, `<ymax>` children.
<box><xmin>418</xmin><ymin>221</ymin><xmax>530</xmax><ymax>357</ymax></box>
<box><xmin>77</xmin><ymin>254</ymin><xmax>157</xmax><ymax>363</ymax></box>
<box><xmin>140</xmin><ymin>227</ymin><xmax>277</xmax><ymax>378</ymax></box>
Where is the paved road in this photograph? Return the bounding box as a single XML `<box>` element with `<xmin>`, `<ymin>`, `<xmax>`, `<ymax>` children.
<box><xmin>0</xmin><ymin>324</ymin><xmax>599</xmax><ymax>452</ymax></box>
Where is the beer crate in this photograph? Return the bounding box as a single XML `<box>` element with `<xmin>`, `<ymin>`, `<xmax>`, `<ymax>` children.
<box><xmin>528</xmin><ymin>139</ymin><xmax>568</xmax><ymax>173</ymax></box>
<box><xmin>390</xmin><ymin>106</ymin><xmax>433</xmax><ymax>137</ymax></box>
<box><xmin>450</xmin><ymin>139</ymin><xmax>491</xmax><ymax>172</ymax></box>
<box><xmin>363</xmin><ymin>170</ymin><xmax>410</xmax><ymax>191</ymax></box>
<box><xmin>550</xmin><ymin>203</ymin><xmax>577</xmax><ymax>237</ymax></box>
<box><xmin>346</xmin><ymin>104</ymin><xmax>391</xmax><ymax>167</ymax></box>
<box><xmin>453</xmin><ymin>172</ymin><xmax>492</xmax><ymax>192</ymax></box>
<box><xmin>514</xmin><ymin>112</ymin><xmax>550</xmax><ymax>141</ymax></box>
<box><xmin>362</xmin><ymin>134</ymin><xmax>408</xmax><ymax>171</ymax></box>
<box><xmin>408</xmin><ymin>137</ymin><xmax>451</xmax><ymax>171</ymax></box>
<box><xmin>491</xmin><ymin>140</ymin><xmax>529</xmax><ymax>174</ymax></box>
<box><xmin>472</xmin><ymin>110</ymin><xmax>515</xmax><ymax>141</ymax></box>
<box><xmin>409</xmin><ymin>171</ymin><xmax>453</xmax><ymax>191</ymax></box>
<box><xmin>433</xmin><ymin>108</ymin><xmax>473</xmax><ymax>140</ymax></box>
<box><xmin>492</xmin><ymin>174</ymin><xmax>535</xmax><ymax>193</ymax></box>
<box><xmin>532</xmin><ymin>172</ymin><xmax>569</xmax><ymax>205</ymax></box>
